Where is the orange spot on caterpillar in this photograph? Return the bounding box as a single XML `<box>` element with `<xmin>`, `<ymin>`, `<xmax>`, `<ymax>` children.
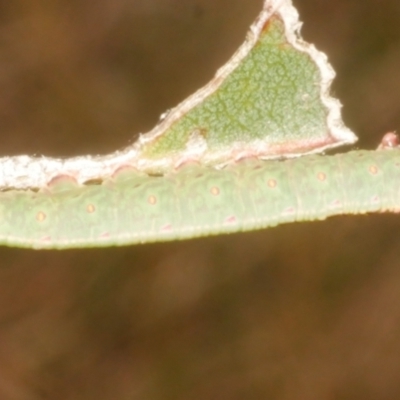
<box><xmin>148</xmin><ymin>195</ymin><xmax>157</xmax><ymax>205</ymax></box>
<box><xmin>317</xmin><ymin>172</ymin><xmax>326</xmax><ymax>181</ymax></box>
<box><xmin>210</xmin><ymin>187</ymin><xmax>220</xmax><ymax>196</ymax></box>
<box><xmin>225</xmin><ymin>216</ymin><xmax>237</xmax><ymax>224</ymax></box>
<box><xmin>377</xmin><ymin>131</ymin><xmax>399</xmax><ymax>150</ymax></box>
<box><xmin>86</xmin><ymin>204</ymin><xmax>96</xmax><ymax>213</ymax></box>
<box><xmin>36</xmin><ymin>211</ymin><xmax>46</xmax><ymax>222</ymax></box>
<box><xmin>369</xmin><ymin>165</ymin><xmax>378</xmax><ymax>175</ymax></box>
<box><xmin>267</xmin><ymin>179</ymin><xmax>277</xmax><ymax>188</ymax></box>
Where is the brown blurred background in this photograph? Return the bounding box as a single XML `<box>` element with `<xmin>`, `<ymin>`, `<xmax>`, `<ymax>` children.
<box><xmin>0</xmin><ymin>0</ymin><xmax>400</xmax><ymax>399</ymax></box>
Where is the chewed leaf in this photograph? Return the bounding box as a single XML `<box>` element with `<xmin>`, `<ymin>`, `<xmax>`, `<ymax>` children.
<box><xmin>136</xmin><ymin>0</ymin><xmax>357</xmax><ymax>171</ymax></box>
<box><xmin>0</xmin><ymin>0</ymin><xmax>355</xmax><ymax>189</ymax></box>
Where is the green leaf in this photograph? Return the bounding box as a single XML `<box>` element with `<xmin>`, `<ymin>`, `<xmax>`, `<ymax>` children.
<box><xmin>136</xmin><ymin>5</ymin><xmax>357</xmax><ymax>170</ymax></box>
<box><xmin>0</xmin><ymin>0</ymin><xmax>355</xmax><ymax>189</ymax></box>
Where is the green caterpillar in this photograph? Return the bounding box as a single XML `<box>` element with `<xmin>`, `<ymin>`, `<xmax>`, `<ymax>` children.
<box><xmin>0</xmin><ymin>148</ymin><xmax>398</xmax><ymax>249</ymax></box>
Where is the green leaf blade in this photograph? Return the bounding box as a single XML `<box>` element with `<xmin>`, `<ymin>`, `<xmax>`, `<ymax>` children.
<box><xmin>136</xmin><ymin>6</ymin><xmax>357</xmax><ymax>171</ymax></box>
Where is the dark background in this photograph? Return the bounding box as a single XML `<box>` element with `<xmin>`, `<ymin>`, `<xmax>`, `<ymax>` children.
<box><xmin>0</xmin><ymin>0</ymin><xmax>400</xmax><ymax>399</ymax></box>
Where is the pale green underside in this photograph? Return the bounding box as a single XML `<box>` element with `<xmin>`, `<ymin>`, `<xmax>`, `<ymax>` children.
<box><xmin>0</xmin><ymin>149</ymin><xmax>399</xmax><ymax>249</ymax></box>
